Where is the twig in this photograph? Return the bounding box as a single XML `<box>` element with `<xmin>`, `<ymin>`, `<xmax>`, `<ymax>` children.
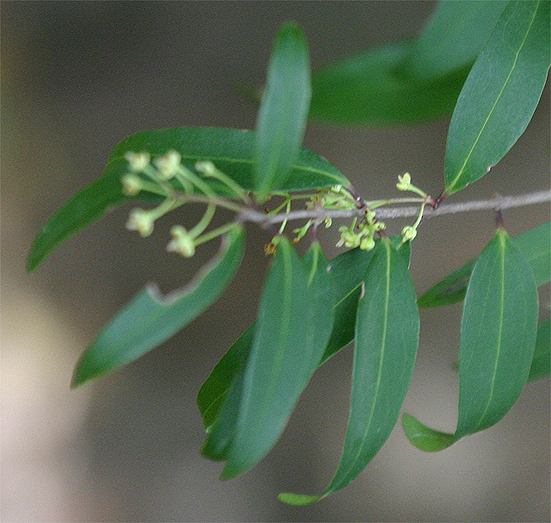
<box><xmin>237</xmin><ymin>189</ymin><xmax>551</xmax><ymax>226</ymax></box>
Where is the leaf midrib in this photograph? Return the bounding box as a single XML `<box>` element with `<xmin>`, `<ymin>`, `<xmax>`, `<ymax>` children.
<box><xmin>329</xmin><ymin>241</ymin><xmax>391</xmax><ymax>492</ymax></box>
<box><xmin>447</xmin><ymin>2</ymin><xmax>539</xmax><ymax>192</ymax></box>
<box><xmin>474</xmin><ymin>235</ymin><xmax>506</xmax><ymax>429</ymax></box>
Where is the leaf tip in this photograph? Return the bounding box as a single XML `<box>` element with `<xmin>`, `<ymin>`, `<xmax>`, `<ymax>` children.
<box><xmin>402</xmin><ymin>413</ymin><xmax>454</xmax><ymax>452</ymax></box>
<box><xmin>219</xmin><ymin>462</ymin><xmax>243</xmax><ymax>481</ymax></box>
<box><xmin>278</xmin><ymin>492</ymin><xmax>321</xmax><ymax>506</ymax></box>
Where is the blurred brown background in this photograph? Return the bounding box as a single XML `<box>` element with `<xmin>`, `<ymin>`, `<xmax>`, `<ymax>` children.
<box><xmin>1</xmin><ymin>2</ymin><xmax>549</xmax><ymax>521</ymax></box>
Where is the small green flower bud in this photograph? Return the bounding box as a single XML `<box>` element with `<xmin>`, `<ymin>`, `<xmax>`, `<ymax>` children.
<box><xmin>125</xmin><ymin>152</ymin><xmax>150</xmax><ymax>172</ymax></box>
<box><xmin>365</xmin><ymin>209</ymin><xmax>377</xmax><ymax>224</ymax></box>
<box><xmin>195</xmin><ymin>160</ymin><xmax>217</xmax><ymax>177</ymax></box>
<box><xmin>360</xmin><ymin>236</ymin><xmax>375</xmax><ymax>251</ymax></box>
<box><xmin>396</xmin><ymin>172</ymin><xmax>412</xmax><ymax>191</ymax></box>
<box><xmin>343</xmin><ymin>232</ymin><xmax>361</xmax><ymax>248</ymax></box>
<box><xmin>155</xmin><ymin>150</ymin><xmax>181</xmax><ymax>180</ymax></box>
<box><xmin>401</xmin><ymin>225</ymin><xmax>417</xmax><ymax>242</ymax></box>
<box><xmin>167</xmin><ymin>225</ymin><xmax>196</xmax><ymax>257</ymax></box>
<box><xmin>122</xmin><ymin>174</ymin><xmax>143</xmax><ymax>196</ymax></box>
<box><xmin>126</xmin><ymin>208</ymin><xmax>154</xmax><ymax>237</ymax></box>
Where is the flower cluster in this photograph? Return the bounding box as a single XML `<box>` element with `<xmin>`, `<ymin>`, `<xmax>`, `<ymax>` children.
<box><xmin>121</xmin><ymin>151</ymin><xmax>432</xmax><ymax>258</ymax></box>
<box><xmin>121</xmin><ymin>150</ymin><xmax>241</xmax><ymax>258</ymax></box>
<box><xmin>336</xmin><ymin>209</ymin><xmax>386</xmax><ymax>251</ymax></box>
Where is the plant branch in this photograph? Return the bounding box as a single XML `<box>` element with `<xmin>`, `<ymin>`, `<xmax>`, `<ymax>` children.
<box><xmin>237</xmin><ymin>189</ymin><xmax>551</xmax><ymax>226</ymax></box>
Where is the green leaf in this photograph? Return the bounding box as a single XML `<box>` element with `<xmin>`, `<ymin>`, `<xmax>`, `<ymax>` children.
<box><xmin>197</xmin><ymin>247</ymin><xmax>372</xmax><ymax>434</ymax></box>
<box><xmin>197</xmin><ymin>239</ymin><xmax>411</xmax><ymax>431</ymax></box>
<box><xmin>321</xmin><ymin>239</ymin><xmax>411</xmax><ymax>364</ymax></box>
<box><xmin>401</xmin><ymin>413</ymin><xmax>454</xmax><ymax>452</ymax></box>
<box><xmin>27</xmin><ymin>127</ymin><xmax>348</xmax><ymax>272</ymax></box>
<box><xmin>71</xmin><ymin>226</ymin><xmax>245</xmax><ymax>387</ymax></box>
<box><xmin>418</xmin><ymin>221</ymin><xmax>550</xmax><ymax>308</ymax></box>
<box><xmin>310</xmin><ymin>40</ymin><xmax>469</xmax><ymax>125</ymax></box>
<box><xmin>404</xmin><ymin>228</ymin><xmax>539</xmax><ymax>451</ymax></box>
<box><xmin>197</xmin><ymin>325</ymin><xmax>254</xmax><ymax>432</ymax></box>
<box><xmin>528</xmin><ymin>318</ymin><xmax>550</xmax><ymax>381</ymax></box>
<box><xmin>444</xmin><ymin>0</ymin><xmax>551</xmax><ymax>194</ymax></box>
<box><xmin>281</xmin><ymin>237</ymin><xmax>419</xmax><ymax>504</ymax></box>
<box><xmin>254</xmin><ymin>22</ymin><xmax>311</xmax><ymax>200</ymax></box>
<box><xmin>203</xmin><ymin>240</ymin><xmax>334</xmax><ymax>478</ymax></box>
<box><xmin>456</xmin><ymin>229</ymin><xmax>539</xmax><ymax>438</ymax></box>
<box><xmin>397</xmin><ymin>0</ymin><xmax>508</xmax><ymax>81</ymax></box>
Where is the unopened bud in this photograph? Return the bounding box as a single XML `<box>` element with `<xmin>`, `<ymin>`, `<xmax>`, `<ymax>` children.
<box><xmin>155</xmin><ymin>150</ymin><xmax>181</xmax><ymax>180</ymax></box>
<box><xmin>126</xmin><ymin>208</ymin><xmax>154</xmax><ymax>237</ymax></box>
<box><xmin>122</xmin><ymin>174</ymin><xmax>143</xmax><ymax>195</ymax></box>
<box><xmin>360</xmin><ymin>237</ymin><xmax>376</xmax><ymax>251</ymax></box>
<box><xmin>396</xmin><ymin>172</ymin><xmax>412</xmax><ymax>191</ymax></box>
<box><xmin>195</xmin><ymin>160</ymin><xmax>217</xmax><ymax>177</ymax></box>
<box><xmin>401</xmin><ymin>225</ymin><xmax>417</xmax><ymax>242</ymax></box>
<box><xmin>167</xmin><ymin>225</ymin><xmax>196</xmax><ymax>257</ymax></box>
<box><xmin>125</xmin><ymin>152</ymin><xmax>150</xmax><ymax>172</ymax></box>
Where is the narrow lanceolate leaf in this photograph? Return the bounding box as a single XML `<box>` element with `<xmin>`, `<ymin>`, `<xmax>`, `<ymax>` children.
<box><xmin>203</xmin><ymin>240</ymin><xmax>334</xmax><ymax>478</ymax></box>
<box><xmin>254</xmin><ymin>22</ymin><xmax>311</xmax><ymax>200</ymax></box>
<box><xmin>444</xmin><ymin>0</ymin><xmax>551</xmax><ymax>194</ymax></box>
<box><xmin>27</xmin><ymin>127</ymin><xmax>348</xmax><ymax>272</ymax></box>
<box><xmin>528</xmin><ymin>318</ymin><xmax>550</xmax><ymax>381</ymax></box>
<box><xmin>310</xmin><ymin>40</ymin><xmax>468</xmax><ymax>125</ymax></box>
<box><xmin>197</xmin><ymin>239</ymin><xmax>411</xmax><ymax>431</ymax></box>
<box><xmin>197</xmin><ymin>326</ymin><xmax>254</xmax><ymax>432</ymax></box>
<box><xmin>197</xmin><ymin>247</ymin><xmax>373</xmax><ymax>433</ymax></box>
<box><xmin>397</xmin><ymin>0</ymin><xmax>507</xmax><ymax>81</ymax></box>
<box><xmin>280</xmin><ymin>238</ymin><xmax>419</xmax><ymax>505</ymax></box>
<box><xmin>321</xmin><ymin>239</ymin><xmax>412</xmax><ymax>364</ymax></box>
<box><xmin>418</xmin><ymin>221</ymin><xmax>550</xmax><ymax>308</ymax></box>
<box><xmin>404</xmin><ymin>228</ymin><xmax>539</xmax><ymax>451</ymax></box>
<box><xmin>71</xmin><ymin>226</ymin><xmax>245</xmax><ymax>387</ymax></box>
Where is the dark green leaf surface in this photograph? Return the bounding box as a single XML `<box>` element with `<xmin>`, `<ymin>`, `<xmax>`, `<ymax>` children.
<box><xmin>444</xmin><ymin>0</ymin><xmax>551</xmax><ymax>194</ymax></box>
<box><xmin>456</xmin><ymin>229</ymin><xmax>539</xmax><ymax>438</ymax></box>
<box><xmin>310</xmin><ymin>40</ymin><xmax>469</xmax><ymax>125</ymax></box>
<box><xmin>254</xmin><ymin>23</ymin><xmax>311</xmax><ymax>200</ymax></box>
<box><xmin>404</xmin><ymin>228</ymin><xmax>539</xmax><ymax>451</ymax></box>
<box><xmin>197</xmin><ymin>239</ymin><xmax>410</xmax><ymax>431</ymax></box>
<box><xmin>528</xmin><ymin>318</ymin><xmax>550</xmax><ymax>381</ymax></box>
<box><xmin>71</xmin><ymin>226</ymin><xmax>245</xmax><ymax>387</ymax></box>
<box><xmin>397</xmin><ymin>0</ymin><xmax>507</xmax><ymax>81</ymax></box>
<box><xmin>281</xmin><ymin>238</ymin><xmax>419</xmax><ymax>504</ymax></box>
<box><xmin>197</xmin><ymin>325</ymin><xmax>254</xmax><ymax>432</ymax></box>
<box><xmin>197</xmin><ymin>247</ymin><xmax>372</xmax><ymax>433</ymax></box>
<box><xmin>27</xmin><ymin>127</ymin><xmax>348</xmax><ymax>272</ymax></box>
<box><xmin>418</xmin><ymin>221</ymin><xmax>550</xmax><ymax>308</ymax></box>
<box><xmin>204</xmin><ymin>240</ymin><xmax>334</xmax><ymax>478</ymax></box>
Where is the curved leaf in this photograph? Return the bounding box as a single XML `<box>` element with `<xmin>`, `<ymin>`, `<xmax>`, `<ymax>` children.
<box><xmin>444</xmin><ymin>0</ymin><xmax>551</xmax><ymax>194</ymax></box>
<box><xmin>203</xmin><ymin>240</ymin><xmax>334</xmax><ymax>478</ymax></box>
<box><xmin>528</xmin><ymin>318</ymin><xmax>550</xmax><ymax>381</ymax></box>
<box><xmin>71</xmin><ymin>226</ymin><xmax>245</xmax><ymax>387</ymax></box>
<box><xmin>197</xmin><ymin>239</ymin><xmax>411</xmax><ymax>431</ymax></box>
<box><xmin>401</xmin><ymin>413</ymin><xmax>454</xmax><ymax>452</ymax></box>
<box><xmin>310</xmin><ymin>40</ymin><xmax>469</xmax><ymax>125</ymax></box>
<box><xmin>405</xmin><ymin>228</ymin><xmax>539</xmax><ymax>451</ymax></box>
<box><xmin>418</xmin><ymin>221</ymin><xmax>550</xmax><ymax>308</ymax></box>
<box><xmin>397</xmin><ymin>0</ymin><xmax>507</xmax><ymax>81</ymax></box>
<box><xmin>197</xmin><ymin>326</ymin><xmax>254</xmax><ymax>432</ymax></box>
<box><xmin>281</xmin><ymin>237</ymin><xmax>419</xmax><ymax>504</ymax></box>
<box><xmin>254</xmin><ymin>22</ymin><xmax>311</xmax><ymax>200</ymax></box>
<box><xmin>27</xmin><ymin>127</ymin><xmax>348</xmax><ymax>272</ymax></box>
